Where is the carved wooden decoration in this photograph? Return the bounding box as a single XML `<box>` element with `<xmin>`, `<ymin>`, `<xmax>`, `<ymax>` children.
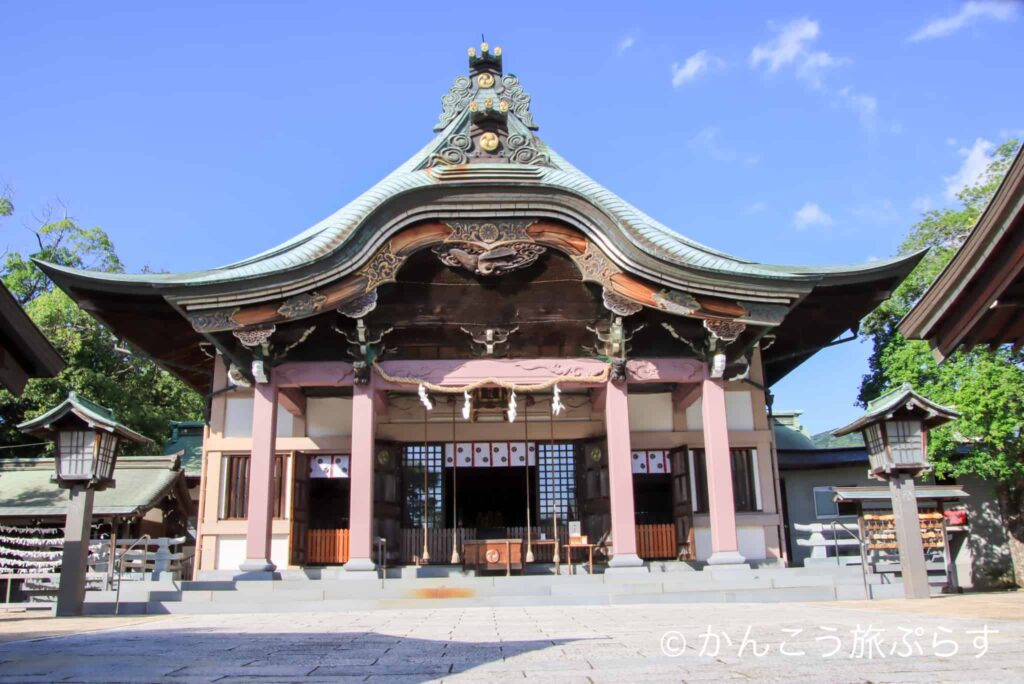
<box><xmin>602</xmin><ymin>289</ymin><xmax>642</xmax><ymax>316</ymax></box>
<box><xmin>188</xmin><ymin>308</ymin><xmax>240</xmax><ymax>333</ymax></box>
<box><xmin>337</xmin><ymin>290</ymin><xmax>378</xmax><ymax>319</ymax></box>
<box><xmin>435</xmin><ymin>221</ymin><xmax>547</xmax><ymax>276</ymax></box>
<box><xmin>278</xmin><ymin>292</ymin><xmax>326</xmax><ymax>319</ymax></box>
<box><xmin>434</xmin><ymin>242</ymin><xmax>546</xmax><ymax>276</ymax></box>
<box><xmin>461</xmin><ymin>326</ymin><xmax>519</xmax><ymax>356</ymax></box>
<box><xmin>233</xmin><ymin>323</ymin><xmax>276</xmax><ymax>348</ymax></box>
<box><xmin>571</xmin><ymin>243</ymin><xmax>620</xmax><ymax>286</ymax></box>
<box><xmin>703</xmin><ymin>318</ymin><xmax>746</xmax><ymax>343</ymax></box>
<box><xmin>359</xmin><ymin>243</ymin><xmax>405</xmax><ymax>290</ymax></box>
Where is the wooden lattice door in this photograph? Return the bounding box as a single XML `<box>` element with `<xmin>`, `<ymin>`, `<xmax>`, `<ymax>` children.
<box><xmin>374</xmin><ymin>441</ymin><xmax>402</xmax><ymax>564</ymax></box>
<box><xmin>290</xmin><ymin>453</ymin><xmax>310</xmax><ymax>566</ymax></box>
<box><xmin>669</xmin><ymin>446</ymin><xmax>694</xmax><ymax>560</ymax></box>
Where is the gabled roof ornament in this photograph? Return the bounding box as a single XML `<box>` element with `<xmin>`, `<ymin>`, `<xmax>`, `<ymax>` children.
<box><xmin>426</xmin><ymin>43</ymin><xmax>548</xmax><ymax>168</ymax></box>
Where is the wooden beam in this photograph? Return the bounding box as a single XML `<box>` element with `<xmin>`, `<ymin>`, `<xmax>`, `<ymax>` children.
<box><xmin>373</xmin><ymin>390</ymin><xmax>390</xmax><ymax>418</ymax></box>
<box><xmin>589</xmin><ymin>386</ymin><xmax>607</xmax><ymax>419</ymax></box>
<box><xmin>672</xmin><ymin>383</ymin><xmax>701</xmax><ymax>412</ymax></box>
<box><xmin>278</xmin><ymin>388</ymin><xmax>306</xmax><ymax>417</ymax></box>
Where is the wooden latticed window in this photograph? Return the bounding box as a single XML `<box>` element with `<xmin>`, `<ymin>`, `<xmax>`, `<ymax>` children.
<box><xmin>402</xmin><ymin>444</ymin><xmax>444</xmax><ymax>528</ymax></box>
<box><xmin>688</xmin><ymin>448</ymin><xmax>761</xmax><ymax>513</ymax></box>
<box><xmin>220</xmin><ymin>454</ymin><xmax>286</xmax><ymax>520</ymax></box>
<box><xmin>537</xmin><ymin>442</ymin><xmax>577</xmax><ymax>524</ymax></box>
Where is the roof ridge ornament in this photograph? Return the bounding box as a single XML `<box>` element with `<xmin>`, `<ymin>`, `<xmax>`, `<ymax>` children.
<box><xmin>426</xmin><ymin>43</ymin><xmax>549</xmax><ymax>168</ymax></box>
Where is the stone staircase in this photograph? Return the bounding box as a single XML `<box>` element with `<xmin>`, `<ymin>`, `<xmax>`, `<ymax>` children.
<box><xmin>82</xmin><ymin>563</ymin><xmax>912</xmax><ymax>615</ymax></box>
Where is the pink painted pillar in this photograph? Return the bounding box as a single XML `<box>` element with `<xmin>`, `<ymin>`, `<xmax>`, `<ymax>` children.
<box><xmin>344</xmin><ymin>378</ymin><xmax>377</xmax><ymax>573</ymax></box>
<box><xmin>241</xmin><ymin>379</ymin><xmax>278</xmax><ymax>573</ymax></box>
<box><xmin>604</xmin><ymin>380</ymin><xmax>644</xmax><ymax>570</ymax></box>
<box><xmin>702</xmin><ymin>378</ymin><xmax>746</xmax><ymax>565</ymax></box>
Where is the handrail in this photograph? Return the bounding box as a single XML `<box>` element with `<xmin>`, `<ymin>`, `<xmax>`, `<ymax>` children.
<box><xmin>375</xmin><ymin>537</ymin><xmax>387</xmax><ymax>586</ymax></box>
<box><xmin>114</xmin><ymin>534</ymin><xmax>151</xmax><ymax>615</ymax></box>
<box><xmin>829</xmin><ymin>520</ymin><xmax>871</xmax><ymax>600</ymax></box>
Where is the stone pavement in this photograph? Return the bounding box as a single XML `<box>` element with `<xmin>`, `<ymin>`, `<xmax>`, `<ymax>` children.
<box><xmin>0</xmin><ymin>593</ymin><xmax>1021</xmax><ymax>683</ymax></box>
<box><xmin>0</xmin><ymin>610</ymin><xmax>167</xmax><ymax>645</ymax></box>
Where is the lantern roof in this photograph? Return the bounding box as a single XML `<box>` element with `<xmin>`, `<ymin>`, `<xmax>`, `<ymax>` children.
<box><xmin>830</xmin><ymin>484</ymin><xmax>969</xmax><ymax>502</ymax></box>
<box><xmin>832</xmin><ymin>383</ymin><xmax>960</xmax><ymax>437</ymax></box>
<box><xmin>17</xmin><ymin>391</ymin><xmax>152</xmax><ymax>445</ymax></box>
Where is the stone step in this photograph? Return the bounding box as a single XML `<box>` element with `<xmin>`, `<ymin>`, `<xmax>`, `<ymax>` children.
<box><xmin>78</xmin><ymin>564</ymin><xmax>931</xmax><ymax>615</ymax></box>
<box><xmin>133</xmin><ymin>583</ymin><xmax>864</xmax><ymax>615</ymax></box>
<box><xmin>82</xmin><ymin>580</ymin><xmax>916</xmax><ymax>615</ymax></box>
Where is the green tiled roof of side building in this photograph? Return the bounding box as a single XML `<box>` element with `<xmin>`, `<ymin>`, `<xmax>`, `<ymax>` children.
<box><xmin>163</xmin><ymin>420</ymin><xmax>205</xmax><ymax>477</ymax></box>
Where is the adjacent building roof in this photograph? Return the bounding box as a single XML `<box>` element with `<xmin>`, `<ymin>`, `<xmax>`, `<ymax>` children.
<box><xmin>0</xmin><ymin>282</ymin><xmax>64</xmax><ymax>395</ymax></box>
<box><xmin>0</xmin><ymin>454</ymin><xmax>192</xmax><ymax>518</ymax></box>
<box><xmin>773</xmin><ymin>412</ymin><xmax>870</xmax><ymax>470</ymax></box>
<box><xmin>17</xmin><ymin>391</ymin><xmax>152</xmax><ymax>446</ymax></box>
<box><xmin>163</xmin><ymin>420</ymin><xmax>204</xmax><ymax>476</ymax></box>
<box><xmin>832</xmin><ymin>382</ymin><xmax>960</xmax><ymax>437</ymax></box>
<box><xmin>812</xmin><ymin>430</ymin><xmax>864</xmax><ymax>450</ymax></box>
<box><xmin>900</xmin><ymin>145</ymin><xmax>1024</xmax><ymax>359</ymax></box>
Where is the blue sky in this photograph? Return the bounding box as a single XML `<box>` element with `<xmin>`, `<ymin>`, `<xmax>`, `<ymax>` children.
<box><xmin>2</xmin><ymin>2</ymin><xmax>1022</xmax><ymax>434</ymax></box>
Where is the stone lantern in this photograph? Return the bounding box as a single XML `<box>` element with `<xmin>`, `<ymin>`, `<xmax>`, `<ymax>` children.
<box><xmin>833</xmin><ymin>383</ymin><xmax>958</xmax><ymax>599</ymax></box>
<box><xmin>18</xmin><ymin>392</ymin><xmax>151</xmax><ymax>616</ymax></box>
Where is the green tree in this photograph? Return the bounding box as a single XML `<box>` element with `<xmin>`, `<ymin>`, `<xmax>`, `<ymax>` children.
<box><xmin>860</xmin><ymin>139</ymin><xmax>1024</xmax><ymax>585</ymax></box>
<box><xmin>0</xmin><ymin>200</ymin><xmax>202</xmax><ymax>450</ymax></box>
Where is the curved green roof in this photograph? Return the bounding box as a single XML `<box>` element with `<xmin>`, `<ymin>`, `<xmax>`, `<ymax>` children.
<box><xmin>33</xmin><ymin>53</ymin><xmax>920</xmax><ymax>299</ymax></box>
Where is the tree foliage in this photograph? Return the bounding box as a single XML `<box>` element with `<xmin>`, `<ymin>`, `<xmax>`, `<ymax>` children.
<box><xmin>0</xmin><ymin>201</ymin><xmax>202</xmax><ymax>451</ymax></box>
<box><xmin>859</xmin><ymin>139</ymin><xmax>1024</xmax><ymax>482</ymax></box>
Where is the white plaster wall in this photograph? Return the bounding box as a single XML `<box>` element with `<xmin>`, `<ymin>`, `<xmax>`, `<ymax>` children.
<box><xmin>685</xmin><ymin>391</ymin><xmax>755</xmax><ymax>431</ymax></box>
<box><xmin>223</xmin><ymin>396</ymin><xmax>294</xmax><ymax>438</ymax></box>
<box><xmin>215</xmin><ymin>534</ymin><xmax>289</xmax><ymax>570</ymax></box>
<box><xmin>307</xmin><ymin>397</ymin><xmax>353</xmax><ymax>438</ymax></box>
<box><xmin>628</xmin><ymin>393</ymin><xmax>673</xmax><ymax>432</ymax></box>
<box><xmin>693</xmin><ymin>525</ymin><xmax>768</xmax><ymax>561</ymax></box>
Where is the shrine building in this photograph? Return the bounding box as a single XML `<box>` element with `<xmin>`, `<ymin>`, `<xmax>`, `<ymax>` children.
<box><xmin>37</xmin><ymin>45</ymin><xmax>921</xmax><ymax>578</ymax></box>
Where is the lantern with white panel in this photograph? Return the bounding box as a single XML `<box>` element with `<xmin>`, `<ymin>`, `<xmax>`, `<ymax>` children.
<box><xmin>832</xmin><ymin>383</ymin><xmax>959</xmax><ymax>600</ymax></box>
<box><xmin>18</xmin><ymin>392</ymin><xmax>152</xmax><ymax>617</ymax></box>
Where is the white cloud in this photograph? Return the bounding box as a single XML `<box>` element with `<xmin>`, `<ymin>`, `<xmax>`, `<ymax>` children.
<box><xmin>838</xmin><ymin>87</ymin><xmax>878</xmax><ymax>129</ymax></box>
<box><xmin>945</xmin><ymin>138</ymin><xmax>995</xmax><ymax>199</ymax></box>
<box><xmin>796</xmin><ymin>50</ymin><xmax>848</xmax><ymax>89</ymax></box>
<box><xmin>750</xmin><ymin>18</ymin><xmax>847</xmax><ymax>87</ymax></box>
<box><xmin>689</xmin><ymin>126</ymin><xmax>758</xmax><ymax>164</ymax></box>
<box><xmin>911</xmin><ymin>195</ymin><xmax>934</xmax><ymax>213</ymax></box>
<box><xmin>617</xmin><ymin>34</ymin><xmax>635</xmax><ymax>55</ymax></box>
<box><xmin>671</xmin><ymin>50</ymin><xmax>723</xmax><ymax>87</ymax></box>
<box><xmin>690</xmin><ymin>126</ymin><xmax>732</xmax><ymax>160</ymax></box>
<box><xmin>909</xmin><ymin>1</ymin><xmax>1018</xmax><ymax>42</ymax></box>
<box><xmin>850</xmin><ymin>199</ymin><xmax>898</xmax><ymax>225</ymax></box>
<box><xmin>793</xmin><ymin>202</ymin><xmax>834</xmax><ymax>229</ymax></box>
<box><xmin>751</xmin><ymin>18</ymin><xmax>819</xmax><ymax>71</ymax></box>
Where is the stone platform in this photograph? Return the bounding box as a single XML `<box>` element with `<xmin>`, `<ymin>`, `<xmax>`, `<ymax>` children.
<box><xmin>82</xmin><ymin>563</ymin><xmax>915</xmax><ymax>615</ymax></box>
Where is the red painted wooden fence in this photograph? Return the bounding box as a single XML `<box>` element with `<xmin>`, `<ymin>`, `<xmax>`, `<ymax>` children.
<box><xmin>307</xmin><ymin>528</ymin><xmax>349</xmax><ymax>565</ymax></box>
<box><xmin>636</xmin><ymin>523</ymin><xmax>675</xmax><ymax>559</ymax></box>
